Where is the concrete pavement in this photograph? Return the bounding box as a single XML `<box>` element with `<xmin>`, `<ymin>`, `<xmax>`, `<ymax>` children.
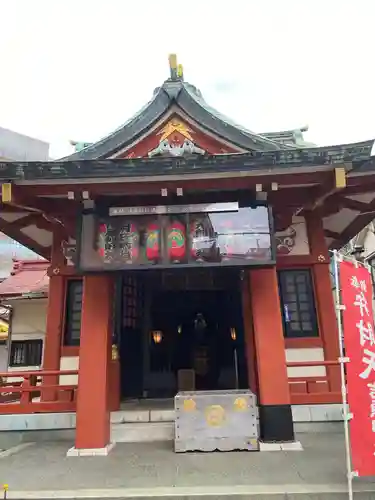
<box><xmin>0</xmin><ymin>432</ymin><xmax>374</xmax><ymax>499</ymax></box>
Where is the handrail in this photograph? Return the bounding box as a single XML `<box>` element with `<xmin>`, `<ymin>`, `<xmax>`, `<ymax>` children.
<box><xmin>0</xmin><ymin>369</ymin><xmax>79</xmax><ymax>414</ymax></box>
<box><xmin>0</xmin><ymin>370</ymin><xmax>78</xmax><ymax>377</ymax></box>
<box><xmin>286</xmin><ymin>360</ymin><xmax>339</xmax><ymax>368</ymax></box>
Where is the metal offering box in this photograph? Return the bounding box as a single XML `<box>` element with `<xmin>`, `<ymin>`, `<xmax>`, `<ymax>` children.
<box><xmin>174</xmin><ymin>389</ymin><xmax>259</xmax><ymax>452</ymax></box>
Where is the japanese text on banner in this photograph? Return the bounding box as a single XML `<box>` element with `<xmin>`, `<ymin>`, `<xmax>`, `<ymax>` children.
<box><xmin>340</xmin><ymin>260</ymin><xmax>375</xmax><ymax>476</ymax></box>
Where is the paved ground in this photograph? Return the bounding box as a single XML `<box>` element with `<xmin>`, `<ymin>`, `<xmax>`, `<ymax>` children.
<box><xmin>0</xmin><ymin>432</ymin><xmax>374</xmax><ymax>497</ymax></box>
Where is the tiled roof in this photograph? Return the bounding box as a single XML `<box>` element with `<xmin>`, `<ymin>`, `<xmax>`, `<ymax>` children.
<box><xmin>60</xmin><ymin>78</ymin><xmax>288</xmax><ymax>161</ymax></box>
<box><xmin>0</xmin><ymin>260</ymin><xmax>49</xmax><ymax>297</ymax></box>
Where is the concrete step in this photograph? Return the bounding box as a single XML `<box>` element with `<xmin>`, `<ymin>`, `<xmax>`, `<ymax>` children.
<box><xmin>111</xmin><ymin>421</ymin><xmax>174</xmax><ymax>442</ymax></box>
<box><xmin>9</xmin><ymin>486</ymin><xmax>375</xmax><ymax>500</ymax></box>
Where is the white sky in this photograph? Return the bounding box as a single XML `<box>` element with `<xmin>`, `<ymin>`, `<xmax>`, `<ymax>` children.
<box><xmin>0</xmin><ymin>0</ymin><xmax>374</xmax><ymax>159</ymax></box>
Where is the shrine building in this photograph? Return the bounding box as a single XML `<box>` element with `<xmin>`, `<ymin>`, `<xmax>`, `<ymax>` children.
<box><xmin>0</xmin><ymin>55</ymin><xmax>375</xmax><ymax>455</ymax></box>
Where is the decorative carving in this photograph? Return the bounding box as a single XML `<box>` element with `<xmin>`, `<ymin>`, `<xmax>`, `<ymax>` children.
<box><xmin>148</xmin><ymin>118</ymin><xmax>205</xmax><ymax>158</ymax></box>
<box><xmin>61</xmin><ymin>240</ymin><xmax>77</xmax><ymax>267</ymax></box>
<box><xmin>148</xmin><ymin>138</ymin><xmax>205</xmax><ymax>158</ymax></box>
<box><xmin>275</xmin><ymin>226</ymin><xmax>297</xmax><ymax>255</ymax></box>
<box><xmin>275</xmin><ymin>216</ymin><xmax>310</xmax><ymax>256</ymax></box>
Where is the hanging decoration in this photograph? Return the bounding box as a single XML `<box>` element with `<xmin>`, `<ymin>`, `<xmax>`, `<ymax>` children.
<box><xmin>168</xmin><ymin>219</ymin><xmax>186</xmax><ymax>263</ymax></box>
<box><xmin>145</xmin><ymin>222</ymin><xmax>160</xmax><ymax>263</ymax></box>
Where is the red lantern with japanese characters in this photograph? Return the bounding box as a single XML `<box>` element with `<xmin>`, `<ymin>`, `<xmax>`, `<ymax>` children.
<box><xmin>145</xmin><ymin>222</ymin><xmax>160</xmax><ymax>263</ymax></box>
<box><xmin>340</xmin><ymin>259</ymin><xmax>375</xmax><ymax>476</ymax></box>
<box><xmin>167</xmin><ymin>219</ymin><xmax>186</xmax><ymax>263</ymax></box>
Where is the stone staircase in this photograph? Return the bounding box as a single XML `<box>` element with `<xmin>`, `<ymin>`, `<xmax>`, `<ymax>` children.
<box><xmin>110</xmin><ymin>406</ymin><xmax>175</xmax><ymax>443</ymax></box>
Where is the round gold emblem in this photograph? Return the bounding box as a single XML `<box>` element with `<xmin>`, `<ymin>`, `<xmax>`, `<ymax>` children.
<box><xmin>183</xmin><ymin>399</ymin><xmax>196</xmax><ymax>412</ymax></box>
<box><xmin>205</xmin><ymin>405</ymin><xmax>225</xmax><ymax>427</ymax></box>
<box><xmin>234</xmin><ymin>397</ymin><xmax>247</xmax><ymax>411</ymax></box>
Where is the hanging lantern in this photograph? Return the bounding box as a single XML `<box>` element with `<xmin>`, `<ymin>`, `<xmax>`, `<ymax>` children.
<box><xmin>111</xmin><ymin>344</ymin><xmax>119</xmax><ymax>360</ymax></box>
<box><xmin>152</xmin><ymin>330</ymin><xmax>163</xmax><ymax>344</ymax></box>
<box><xmin>145</xmin><ymin>222</ymin><xmax>160</xmax><ymax>262</ymax></box>
<box><xmin>230</xmin><ymin>327</ymin><xmax>237</xmax><ymax>341</ymax></box>
<box><xmin>168</xmin><ymin>219</ymin><xmax>186</xmax><ymax>263</ymax></box>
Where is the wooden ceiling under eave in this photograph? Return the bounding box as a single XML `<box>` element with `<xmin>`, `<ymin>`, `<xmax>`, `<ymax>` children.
<box><xmin>0</xmin><ymin>191</ymin><xmax>79</xmax><ymax>259</ymax></box>
<box><xmin>0</xmin><ymin>149</ymin><xmax>374</xmax><ymax>256</ymax></box>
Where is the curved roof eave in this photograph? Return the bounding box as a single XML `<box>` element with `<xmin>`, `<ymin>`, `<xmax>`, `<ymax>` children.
<box><xmin>58</xmin><ymin>77</ymin><xmax>300</xmax><ymax>161</ymax></box>
<box><xmin>177</xmin><ymin>83</ymin><xmax>290</xmax><ymax>152</ymax></box>
<box><xmin>58</xmin><ymin>86</ymin><xmax>172</xmax><ymax>161</ymax></box>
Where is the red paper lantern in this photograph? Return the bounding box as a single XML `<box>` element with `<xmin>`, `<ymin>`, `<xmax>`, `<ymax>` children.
<box><xmin>168</xmin><ymin>220</ymin><xmax>186</xmax><ymax>262</ymax></box>
<box><xmin>145</xmin><ymin>222</ymin><xmax>160</xmax><ymax>262</ymax></box>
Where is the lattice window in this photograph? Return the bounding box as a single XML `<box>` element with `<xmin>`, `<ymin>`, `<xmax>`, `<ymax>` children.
<box><xmin>63</xmin><ymin>279</ymin><xmax>83</xmax><ymax>346</ymax></box>
<box><xmin>278</xmin><ymin>269</ymin><xmax>319</xmax><ymax>338</ymax></box>
<box><xmin>10</xmin><ymin>339</ymin><xmax>43</xmax><ymax>367</ymax></box>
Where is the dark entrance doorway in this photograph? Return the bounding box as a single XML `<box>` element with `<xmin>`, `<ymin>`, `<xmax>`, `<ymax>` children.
<box><xmin>118</xmin><ymin>269</ymin><xmax>249</xmax><ymax>399</ymax></box>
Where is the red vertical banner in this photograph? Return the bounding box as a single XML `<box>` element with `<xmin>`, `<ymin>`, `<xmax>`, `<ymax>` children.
<box><xmin>340</xmin><ymin>259</ymin><xmax>375</xmax><ymax>476</ymax></box>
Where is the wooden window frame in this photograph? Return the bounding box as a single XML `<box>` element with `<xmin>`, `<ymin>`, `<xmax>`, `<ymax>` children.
<box><xmin>278</xmin><ymin>268</ymin><xmax>319</xmax><ymax>339</ymax></box>
<box><xmin>63</xmin><ymin>278</ymin><xmax>83</xmax><ymax>348</ymax></box>
<box><xmin>9</xmin><ymin>339</ymin><xmax>43</xmax><ymax>367</ymax></box>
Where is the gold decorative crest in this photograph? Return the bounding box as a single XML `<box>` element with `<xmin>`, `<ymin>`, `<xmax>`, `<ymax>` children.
<box><xmin>158</xmin><ymin>119</ymin><xmax>194</xmax><ymax>142</ymax></box>
<box><xmin>205</xmin><ymin>405</ymin><xmax>226</xmax><ymax>427</ymax></box>
<box><xmin>183</xmin><ymin>399</ymin><xmax>196</xmax><ymax>412</ymax></box>
<box><xmin>233</xmin><ymin>397</ymin><xmax>247</xmax><ymax>411</ymax></box>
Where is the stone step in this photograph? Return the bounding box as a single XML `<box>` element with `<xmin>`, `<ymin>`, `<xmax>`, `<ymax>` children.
<box><xmin>111</xmin><ymin>408</ymin><xmax>175</xmax><ymax>424</ymax></box>
<box><xmin>111</xmin><ymin>421</ymin><xmax>174</xmax><ymax>442</ymax></box>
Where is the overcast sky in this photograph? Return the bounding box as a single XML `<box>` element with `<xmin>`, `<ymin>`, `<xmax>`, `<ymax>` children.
<box><xmin>0</xmin><ymin>0</ymin><xmax>374</xmax><ymax>158</ymax></box>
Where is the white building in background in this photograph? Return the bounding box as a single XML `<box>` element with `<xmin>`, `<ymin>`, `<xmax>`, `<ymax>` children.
<box><xmin>0</xmin><ymin>127</ymin><xmax>49</xmax><ymax>372</ymax></box>
<box><xmin>345</xmin><ymin>222</ymin><xmax>375</xmax><ymax>272</ymax></box>
<box><xmin>0</xmin><ymin>126</ymin><xmax>49</xmax><ymax>278</ymax></box>
<box><xmin>0</xmin><ymin>125</ymin><xmax>49</xmax><ymax>162</ymax></box>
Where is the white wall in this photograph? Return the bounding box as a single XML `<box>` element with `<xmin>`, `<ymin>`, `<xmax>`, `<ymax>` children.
<box><xmin>0</xmin><ymin>344</ymin><xmax>8</xmax><ymax>372</ymax></box>
<box><xmin>362</xmin><ymin>226</ymin><xmax>375</xmax><ymax>259</ymax></box>
<box><xmin>59</xmin><ymin>356</ymin><xmax>79</xmax><ymax>384</ymax></box>
<box><xmin>285</xmin><ymin>347</ymin><xmax>326</xmax><ymax>378</ymax></box>
<box><xmin>7</xmin><ymin>298</ymin><xmax>47</xmax><ymax>378</ymax></box>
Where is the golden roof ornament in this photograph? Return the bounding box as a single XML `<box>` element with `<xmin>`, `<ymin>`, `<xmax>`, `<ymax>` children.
<box><xmin>168</xmin><ymin>54</ymin><xmax>183</xmax><ymax>81</ymax></box>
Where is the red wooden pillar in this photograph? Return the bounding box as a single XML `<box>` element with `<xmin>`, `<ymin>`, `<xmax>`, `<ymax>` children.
<box><xmin>72</xmin><ymin>275</ymin><xmax>113</xmax><ymax>455</ymax></box>
<box><xmin>305</xmin><ymin>211</ymin><xmax>341</xmax><ymax>393</ymax></box>
<box><xmin>42</xmin><ymin>231</ymin><xmax>66</xmax><ymax>400</ymax></box>
<box><xmin>250</xmin><ymin>267</ymin><xmax>294</xmax><ymax>442</ymax></box>
<box><xmin>41</xmin><ymin>275</ymin><xmax>65</xmax><ymax>400</ymax></box>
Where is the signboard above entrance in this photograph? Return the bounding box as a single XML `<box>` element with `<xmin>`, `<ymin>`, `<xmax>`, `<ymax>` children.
<box><xmin>109</xmin><ymin>202</ymin><xmax>239</xmax><ymax>217</ymax></box>
<box><xmin>77</xmin><ymin>203</ymin><xmax>273</xmax><ymax>271</ymax></box>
